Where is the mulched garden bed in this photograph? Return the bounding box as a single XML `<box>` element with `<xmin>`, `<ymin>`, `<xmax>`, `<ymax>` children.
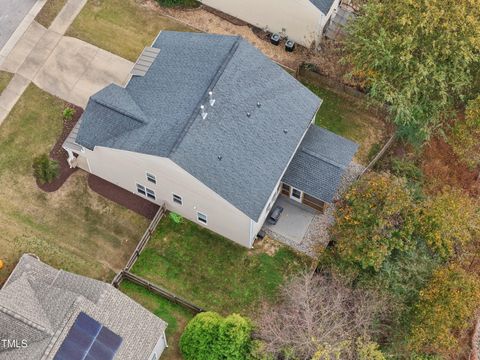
<box><xmin>88</xmin><ymin>174</ymin><xmax>160</xmax><ymax>220</ymax></box>
<box><xmin>37</xmin><ymin>104</ymin><xmax>83</xmax><ymax>192</ymax></box>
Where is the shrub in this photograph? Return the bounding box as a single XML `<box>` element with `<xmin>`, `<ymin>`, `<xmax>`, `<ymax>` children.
<box><xmin>155</xmin><ymin>0</ymin><xmax>199</xmax><ymax>8</ymax></box>
<box><xmin>391</xmin><ymin>158</ymin><xmax>423</xmax><ymax>183</ymax></box>
<box><xmin>33</xmin><ymin>154</ymin><xmax>59</xmax><ymax>184</ymax></box>
<box><xmin>356</xmin><ymin>338</ymin><xmax>386</xmax><ymax>360</ymax></box>
<box><xmin>180</xmin><ymin>312</ymin><xmax>253</xmax><ymax>360</ymax></box>
<box><xmin>169</xmin><ymin>212</ymin><xmax>183</xmax><ymax>224</ymax></box>
<box><xmin>366</xmin><ymin>142</ymin><xmax>382</xmax><ymax>163</ymax></box>
<box><xmin>408</xmin><ymin>265</ymin><xmax>480</xmax><ymax>358</ymax></box>
<box><xmin>62</xmin><ymin>107</ymin><xmax>76</xmax><ymax>121</ymax></box>
<box><xmin>330</xmin><ymin>172</ymin><xmax>418</xmax><ymax>271</ymax></box>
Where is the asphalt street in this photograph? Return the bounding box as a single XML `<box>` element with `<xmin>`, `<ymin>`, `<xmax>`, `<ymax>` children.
<box><xmin>0</xmin><ymin>0</ymin><xmax>37</xmax><ymax>50</ymax></box>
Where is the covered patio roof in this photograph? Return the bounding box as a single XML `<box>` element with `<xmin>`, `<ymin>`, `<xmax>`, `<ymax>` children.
<box><xmin>282</xmin><ymin>124</ymin><xmax>358</xmax><ymax>203</ymax></box>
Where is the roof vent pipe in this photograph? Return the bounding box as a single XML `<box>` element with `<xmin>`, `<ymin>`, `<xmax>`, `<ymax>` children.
<box><xmin>209</xmin><ymin>91</ymin><xmax>215</xmax><ymax>106</ymax></box>
<box><xmin>200</xmin><ymin>105</ymin><xmax>208</xmax><ymax>120</ymax></box>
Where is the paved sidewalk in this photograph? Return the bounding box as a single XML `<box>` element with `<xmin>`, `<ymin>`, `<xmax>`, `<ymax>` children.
<box><xmin>0</xmin><ymin>74</ymin><xmax>30</xmax><ymax>125</ymax></box>
<box><xmin>49</xmin><ymin>0</ymin><xmax>87</xmax><ymax>34</ymax></box>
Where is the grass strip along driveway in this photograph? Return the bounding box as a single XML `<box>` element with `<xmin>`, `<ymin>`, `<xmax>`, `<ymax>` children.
<box><xmin>35</xmin><ymin>0</ymin><xmax>69</xmax><ymax>28</ymax></box>
<box><xmin>0</xmin><ymin>84</ymin><xmax>149</xmax><ymax>284</ymax></box>
<box><xmin>66</xmin><ymin>0</ymin><xmax>195</xmax><ymax>62</ymax></box>
<box><xmin>131</xmin><ymin>215</ymin><xmax>311</xmax><ymax>316</ymax></box>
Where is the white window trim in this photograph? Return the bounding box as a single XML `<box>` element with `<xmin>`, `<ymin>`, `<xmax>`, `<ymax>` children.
<box><xmin>136</xmin><ymin>183</ymin><xmax>156</xmax><ymax>200</ymax></box>
<box><xmin>136</xmin><ymin>183</ymin><xmax>146</xmax><ymax>196</ymax></box>
<box><xmin>290</xmin><ymin>187</ymin><xmax>303</xmax><ymax>203</ymax></box>
<box><xmin>146</xmin><ymin>188</ymin><xmax>156</xmax><ymax>200</ymax></box>
<box><xmin>197</xmin><ymin>212</ymin><xmax>207</xmax><ymax>224</ymax></box>
<box><xmin>146</xmin><ymin>172</ymin><xmax>157</xmax><ymax>184</ymax></box>
<box><xmin>172</xmin><ymin>193</ymin><xmax>183</xmax><ymax>205</ymax></box>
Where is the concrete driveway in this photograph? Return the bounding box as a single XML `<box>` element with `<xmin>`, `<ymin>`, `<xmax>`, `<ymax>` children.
<box><xmin>34</xmin><ymin>36</ymin><xmax>133</xmax><ymax>107</ymax></box>
<box><xmin>0</xmin><ymin>0</ymin><xmax>38</xmax><ymax>50</ymax></box>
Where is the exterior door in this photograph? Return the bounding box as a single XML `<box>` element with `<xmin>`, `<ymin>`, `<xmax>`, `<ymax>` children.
<box><xmin>290</xmin><ymin>187</ymin><xmax>303</xmax><ymax>202</ymax></box>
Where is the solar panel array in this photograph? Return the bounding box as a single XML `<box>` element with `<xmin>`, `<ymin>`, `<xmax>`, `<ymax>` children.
<box><xmin>54</xmin><ymin>312</ymin><xmax>123</xmax><ymax>360</ymax></box>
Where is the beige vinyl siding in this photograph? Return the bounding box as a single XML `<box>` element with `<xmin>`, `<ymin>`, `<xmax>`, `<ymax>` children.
<box><xmin>77</xmin><ymin>146</ymin><xmax>252</xmax><ymax>247</ymax></box>
<box><xmin>199</xmin><ymin>0</ymin><xmax>339</xmax><ymax>47</ymax></box>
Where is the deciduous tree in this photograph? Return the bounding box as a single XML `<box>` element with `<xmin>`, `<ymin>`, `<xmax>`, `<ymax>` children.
<box><xmin>419</xmin><ymin>187</ymin><xmax>480</xmax><ymax>259</ymax></box>
<box><xmin>257</xmin><ymin>272</ymin><xmax>387</xmax><ymax>360</ymax></box>
<box><xmin>330</xmin><ymin>172</ymin><xmax>417</xmax><ymax>271</ymax></box>
<box><xmin>409</xmin><ymin>265</ymin><xmax>480</xmax><ymax>358</ymax></box>
<box><xmin>344</xmin><ymin>0</ymin><xmax>480</xmax><ymax>143</ymax></box>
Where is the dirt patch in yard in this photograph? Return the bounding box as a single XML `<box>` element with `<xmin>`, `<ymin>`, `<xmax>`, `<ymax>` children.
<box><xmin>88</xmin><ymin>174</ymin><xmax>160</xmax><ymax>219</ymax></box>
<box><xmin>146</xmin><ymin>0</ymin><xmax>309</xmax><ymax>70</ymax></box>
<box><xmin>37</xmin><ymin>105</ymin><xmax>83</xmax><ymax>192</ymax></box>
<box><xmin>421</xmin><ymin>137</ymin><xmax>480</xmax><ymax>196</ymax></box>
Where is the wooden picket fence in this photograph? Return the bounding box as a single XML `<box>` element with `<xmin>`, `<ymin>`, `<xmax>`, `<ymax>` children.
<box><xmin>112</xmin><ymin>204</ymin><xmax>204</xmax><ymax>314</ymax></box>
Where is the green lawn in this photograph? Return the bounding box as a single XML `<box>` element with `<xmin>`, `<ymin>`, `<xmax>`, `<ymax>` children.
<box><xmin>66</xmin><ymin>0</ymin><xmax>195</xmax><ymax>62</ymax></box>
<box><xmin>304</xmin><ymin>82</ymin><xmax>387</xmax><ymax>164</ymax></box>
<box><xmin>131</xmin><ymin>215</ymin><xmax>310</xmax><ymax>315</ymax></box>
<box><xmin>0</xmin><ymin>71</ymin><xmax>13</xmax><ymax>95</ymax></box>
<box><xmin>0</xmin><ymin>84</ymin><xmax>148</xmax><ymax>284</ymax></box>
<box><xmin>35</xmin><ymin>0</ymin><xmax>68</xmax><ymax>28</ymax></box>
<box><xmin>120</xmin><ymin>281</ymin><xmax>193</xmax><ymax>360</ymax></box>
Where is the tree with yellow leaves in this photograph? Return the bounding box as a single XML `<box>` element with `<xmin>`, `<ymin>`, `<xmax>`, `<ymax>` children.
<box><xmin>330</xmin><ymin>172</ymin><xmax>418</xmax><ymax>271</ymax></box>
<box><xmin>419</xmin><ymin>187</ymin><xmax>480</xmax><ymax>259</ymax></box>
<box><xmin>409</xmin><ymin>265</ymin><xmax>480</xmax><ymax>358</ymax></box>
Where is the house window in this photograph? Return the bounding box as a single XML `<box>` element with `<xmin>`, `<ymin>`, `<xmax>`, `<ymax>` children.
<box><xmin>146</xmin><ymin>172</ymin><xmax>156</xmax><ymax>184</ymax></box>
<box><xmin>173</xmin><ymin>194</ymin><xmax>183</xmax><ymax>205</ymax></box>
<box><xmin>197</xmin><ymin>212</ymin><xmax>207</xmax><ymax>224</ymax></box>
<box><xmin>290</xmin><ymin>187</ymin><xmax>303</xmax><ymax>203</ymax></box>
<box><xmin>136</xmin><ymin>183</ymin><xmax>146</xmax><ymax>196</ymax></box>
<box><xmin>146</xmin><ymin>188</ymin><xmax>156</xmax><ymax>200</ymax></box>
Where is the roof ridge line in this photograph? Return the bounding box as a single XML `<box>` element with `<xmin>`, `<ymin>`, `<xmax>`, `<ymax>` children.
<box><xmin>0</xmin><ymin>303</ymin><xmax>53</xmax><ymax>335</ymax></box>
<box><xmin>301</xmin><ymin>147</ymin><xmax>347</xmax><ymax>169</ymax></box>
<box><xmin>92</xmin><ymin>94</ymin><xmax>147</xmax><ymax>125</ymax></box>
<box><xmin>169</xmin><ymin>35</ymin><xmax>242</xmax><ymax>154</ymax></box>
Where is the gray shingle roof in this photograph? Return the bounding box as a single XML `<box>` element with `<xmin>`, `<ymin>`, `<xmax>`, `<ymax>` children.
<box><xmin>0</xmin><ymin>254</ymin><xmax>167</xmax><ymax>360</ymax></box>
<box><xmin>309</xmin><ymin>0</ymin><xmax>336</xmax><ymax>14</ymax></box>
<box><xmin>75</xmin><ymin>31</ymin><xmax>321</xmax><ymax>221</ymax></box>
<box><xmin>282</xmin><ymin>125</ymin><xmax>358</xmax><ymax>203</ymax></box>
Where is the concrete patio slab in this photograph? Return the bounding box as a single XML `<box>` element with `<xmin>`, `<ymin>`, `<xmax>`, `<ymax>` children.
<box><xmin>34</xmin><ymin>36</ymin><xmax>133</xmax><ymax>107</ymax></box>
<box><xmin>264</xmin><ymin>196</ymin><xmax>317</xmax><ymax>245</ymax></box>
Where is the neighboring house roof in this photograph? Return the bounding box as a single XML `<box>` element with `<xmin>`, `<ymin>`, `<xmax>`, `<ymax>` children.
<box><xmin>283</xmin><ymin>125</ymin><xmax>358</xmax><ymax>203</ymax></box>
<box><xmin>0</xmin><ymin>254</ymin><xmax>167</xmax><ymax>360</ymax></box>
<box><xmin>75</xmin><ymin>31</ymin><xmax>321</xmax><ymax>221</ymax></box>
<box><xmin>309</xmin><ymin>0</ymin><xmax>336</xmax><ymax>14</ymax></box>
